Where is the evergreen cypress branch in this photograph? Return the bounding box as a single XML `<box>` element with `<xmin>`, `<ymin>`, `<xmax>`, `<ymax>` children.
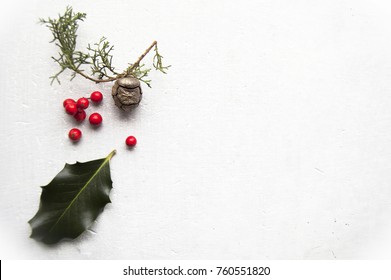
<box><xmin>40</xmin><ymin>6</ymin><xmax>169</xmax><ymax>86</ymax></box>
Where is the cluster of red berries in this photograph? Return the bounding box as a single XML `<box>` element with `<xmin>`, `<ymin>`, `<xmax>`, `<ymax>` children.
<box><xmin>64</xmin><ymin>91</ymin><xmax>137</xmax><ymax>147</ymax></box>
<box><xmin>64</xmin><ymin>91</ymin><xmax>103</xmax><ymax>124</ymax></box>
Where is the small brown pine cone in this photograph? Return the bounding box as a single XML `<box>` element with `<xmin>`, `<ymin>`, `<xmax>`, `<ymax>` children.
<box><xmin>112</xmin><ymin>77</ymin><xmax>142</xmax><ymax>111</ymax></box>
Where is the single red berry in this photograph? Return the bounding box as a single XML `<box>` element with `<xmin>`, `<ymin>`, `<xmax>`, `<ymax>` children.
<box><xmin>68</xmin><ymin>128</ymin><xmax>82</xmax><ymax>141</ymax></box>
<box><xmin>89</xmin><ymin>112</ymin><xmax>103</xmax><ymax>125</ymax></box>
<box><xmin>125</xmin><ymin>136</ymin><xmax>137</xmax><ymax>147</ymax></box>
<box><xmin>63</xmin><ymin>98</ymin><xmax>76</xmax><ymax>108</ymax></box>
<box><xmin>65</xmin><ymin>103</ymin><xmax>78</xmax><ymax>115</ymax></box>
<box><xmin>74</xmin><ymin>110</ymin><xmax>87</xmax><ymax>122</ymax></box>
<box><xmin>90</xmin><ymin>91</ymin><xmax>103</xmax><ymax>103</ymax></box>
<box><xmin>77</xmin><ymin>97</ymin><xmax>89</xmax><ymax>109</ymax></box>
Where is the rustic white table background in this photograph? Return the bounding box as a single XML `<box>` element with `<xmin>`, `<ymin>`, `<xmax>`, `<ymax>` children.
<box><xmin>1</xmin><ymin>0</ymin><xmax>391</xmax><ymax>259</ymax></box>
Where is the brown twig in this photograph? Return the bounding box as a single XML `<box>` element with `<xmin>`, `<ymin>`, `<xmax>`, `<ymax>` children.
<box><xmin>128</xmin><ymin>40</ymin><xmax>157</xmax><ymax>72</ymax></box>
<box><xmin>75</xmin><ymin>69</ymin><xmax>120</xmax><ymax>83</ymax></box>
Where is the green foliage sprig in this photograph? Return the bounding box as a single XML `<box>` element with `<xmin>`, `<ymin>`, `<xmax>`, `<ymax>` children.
<box><xmin>40</xmin><ymin>6</ymin><xmax>170</xmax><ymax>87</ymax></box>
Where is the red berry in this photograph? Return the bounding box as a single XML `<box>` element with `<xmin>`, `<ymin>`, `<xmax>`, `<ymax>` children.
<box><xmin>90</xmin><ymin>91</ymin><xmax>103</xmax><ymax>103</ymax></box>
<box><xmin>125</xmin><ymin>136</ymin><xmax>137</xmax><ymax>147</ymax></box>
<box><xmin>65</xmin><ymin>103</ymin><xmax>78</xmax><ymax>115</ymax></box>
<box><xmin>74</xmin><ymin>110</ymin><xmax>87</xmax><ymax>122</ymax></box>
<box><xmin>77</xmin><ymin>97</ymin><xmax>89</xmax><ymax>109</ymax></box>
<box><xmin>89</xmin><ymin>112</ymin><xmax>102</xmax><ymax>125</ymax></box>
<box><xmin>68</xmin><ymin>128</ymin><xmax>82</xmax><ymax>141</ymax></box>
<box><xmin>63</xmin><ymin>98</ymin><xmax>76</xmax><ymax>108</ymax></box>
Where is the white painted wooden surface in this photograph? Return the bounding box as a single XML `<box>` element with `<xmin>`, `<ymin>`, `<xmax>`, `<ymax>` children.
<box><xmin>2</xmin><ymin>0</ymin><xmax>391</xmax><ymax>259</ymax></box>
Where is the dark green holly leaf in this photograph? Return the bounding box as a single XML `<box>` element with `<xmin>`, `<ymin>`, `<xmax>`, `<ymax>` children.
<box><xmin>28</xmin><ymin>150</ymin><xmax>116</xmax><ymax>244</ymax></box>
